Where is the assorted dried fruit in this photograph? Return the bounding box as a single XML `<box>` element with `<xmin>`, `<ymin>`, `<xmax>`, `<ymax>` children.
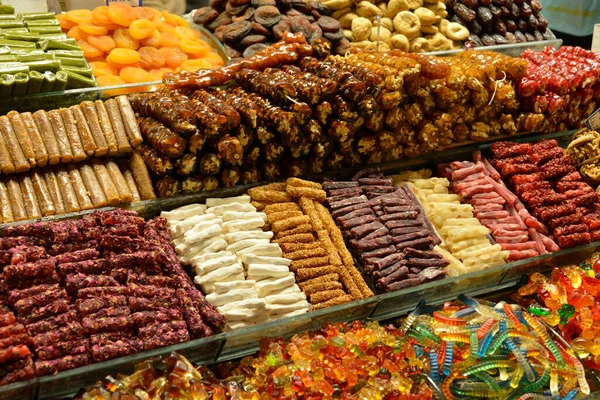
<box><xmin>447</xmin><ymin>0</ymin><xmax>555</xmax><ymax>47</ymax></box>
<box><xmin>60</xmin><ymin>4</ymin><xmax>224</xmax><ymax>86</ymax></box>
<box><xmin>193</xmin><ymin>0</ymin><xmax>350</xmax><ymax>58</ymax></box>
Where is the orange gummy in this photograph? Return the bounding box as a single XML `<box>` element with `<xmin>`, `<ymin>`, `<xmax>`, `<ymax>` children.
<box><xmin>120</xmin><ymin>67</ymin><xmax>150</xmax><ymax>83</ymax></box>
<box><xmin>129</xmin><ymin>19</ymin><xmax>155</xmax><ymax>40</ymax></box>
<box><xmin>67</xmin><ymin>26</ymin><xmax>87</xmax><ymax>41</ymax></box>
<box><xmin>114</xmin><ymin>28</ymin><xmax>139</xmax><ymax>50</ymax></box>
<box><xmin>79</xmin><ymin>21</ymin><xmax>109</xmax><ymax>36</ymax></box>
<box><xmin>138</xmin><ymin>46</ymin><xmax>165</xmax><ymax>70</ymax></box>
<box><xmin>87</xmin><ymin>35</ymin><xmax>116</xmax><ymax>53</ymax></box>
<box><xmin>57</xmin><ymin>14</ymin><xmax>77</xmax><ymax>30</ymax></box>
<box><xmin>107</xmin><ymin>3</ymin><xmax>136</xmax><ymax>27</ymax></box>
<box><xmin>109</xmin><ymin>48</ymin><xmax>140</xmax><ymax>64</ymax></box>
<box><xmin>140</xmin><ymin>30</ymin><xmax>161</xmax><ymax>47</ymax></box>
<box><xmin>96</xmin><ymin>75</ymin><xmax>126</xmax><ymax>87</ymax></box>
<box><xmin>148</xmin><ymin>67</ymin><xmax>173</xmax><ymax>81</ymax></box>
<box><xmin>158</xmin><ymin>31</ymin><xmax>179</xmax><ymax>47</ymax></box>
<box><xmin>179</xmin><ymin>38</ymin><xmax>211</xmax><ymax>57</ymax></box>
<box><xmin>158</xmin><ymin>46</ymin><xmax>188</xmax><ymax>68</ymax></box>
<box><xmin>65</xmin><ymin>9</ymin><xmax>93</xmax><ymax>25</ymax></box>
<box><xmin>90</xmin><ymin>61</ymin><xmax>119</xmax><ymax>77</ymax></box>
<box><xmin>77</xmin><ymin>38</ymin><xmax>104</xmax><ymax>58</ymax></box>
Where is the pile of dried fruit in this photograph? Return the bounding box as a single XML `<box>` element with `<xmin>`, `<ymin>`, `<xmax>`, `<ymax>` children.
<box><xmin>193</xmin><ymin>0</ymin><xmax>350</xmax><ymax>58</ymax></box>
<box><xmin>59</xmin><ymin>4</ymin><xmax>224</xmax><ymax>86</ymax></box>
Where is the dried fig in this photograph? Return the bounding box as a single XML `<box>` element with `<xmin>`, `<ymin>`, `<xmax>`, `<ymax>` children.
<box><xmin>445</xmin><ymin>21</ymin><xmax>469</xmax><ymax>40</ymax></box>
<box><xmin>414</xmin><ymin>6</ymin><xmax>436</xmax><ymax>25</ymax></box>
<box><xmin>352</xmin><ymin>17</ymin><xmax>372</xmax><ymax>41</ymax></box>
<box><xmin>317</xmin><ymin>16</ymin><xmax>341</xmax><ymax>32</ymax></box>
<box><xmin>193</xmin><ymin>7</ymin><xmax>219</xmax><ymax>26</ymax></box>
<box><xmin>390</xmin><ymin>33</ymin><xmax>410</xmax><ymax>50</ymax></box>
<box><xmin>339</xmin><ymin>13</ymin><xmax>359</xmax><ymax>29</ymax></box>
<box><xmin>453</xmin><ymin>3</ymin><xmax>476</xmax><ymax>22</ymax></box>
<box><xmin>243</xmin><ymin>43</ymin><xmax>269</xmax><ymax>57</ymax></box>
<box><xmin>370</xmin><ymin>25</ymin><xmax>392</xmax><ymax>42</ymax></box>
<box><xmin>393</xmin><ymin>11</ymin><xmax>421</xmax><ymax>39</ymax></box>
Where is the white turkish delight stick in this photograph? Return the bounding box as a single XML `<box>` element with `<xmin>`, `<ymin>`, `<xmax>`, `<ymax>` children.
<box><xmin>247</xmin><ymin>264</ymin><xmax>291</xmax><ymax>279</ymax></box>
<box><xmin>222</xmin><ymin>211</ymin><xmax>267</xmax><ymax>222</ymax></box>
<box><xmin>218</xmin><ymin>298</ymin><xmax>267</xmax><ymax>312</ymax></box>
<box><xmin>256</xmin><ymin>275</ymin><xmax>296</xmax><ymax>297</ymax></box>
<box><xmin>212</xmin><ymin>280</ymin><xmax>257</xmax><ymax>293</ymax></box>
<box><xmin>241</xmin><ymin>255</ymin><xmax>291</xmax><ymax>267</ymax></box>
<box><xmin>268</xmin><ymin>302</ymin><xmax>310</xmax><ymax>314</ymax></box>
<box><xmin>193</xmin><ymin>255</ymin><xmax>239</xmax><ymax>275</ymax></box>
<box><xmin>237</xmin><ymin>244</ymin><xmax>283</xmax><ymax>259</ymax></box>
<box><xmin>172</xmin><ymin>213</ymin><xmax>218</xmax><ymax>238</ymax></box>
<box><xmin>191</xmin><ymin>251</ymin><xmax>233</xmax><ymax>266</ymax></box>
<box><xmin>222</xmin><ymin>218</ymin><xmax>265</xmax><ymax>232</ymax></box>
<box><xmin>180</xmin><ymin>237</ymin><xmax>226</xmax><ymax>261</ymax></box>
<box><xmin>183</xmin><ymin>223</ymin><xmax>223</xmax><ymax>244</ymax></box>
<box><xmin>206</xmin><ymin>195</ymin><xmax>251</xmax><ymax>207</ymax></box>
<box><xmin>194</xmin><ymin>264</ymin><xmax>243</xmax><ymax>285</ymax></box>
<box><xmin>227</xmin><ymin>238</ymin><xmax>271</xmax><ymax>254</ymax></box>
<box><xmin>161</xmin><ymin>203</ymin><xmax>206</xmax><ymax>221</ymax></box>
<box><xmin>264</xmin><ymin>292</ymin><xmax>307</xmax><ymax>305</ymax></box>
<box><xmin>224</xmin><ymin>231</ymin><xmax>273</xmax><ymax>244</ymax></box>
<box><xmin>206</xmin><ymin>288</ymin><xmax>259</xmax><ymax>307</ymax></box>
<box><xmin>209</xmin><ymin>203</ymin><xmax>256</xmax><ymax>216</ymax></box>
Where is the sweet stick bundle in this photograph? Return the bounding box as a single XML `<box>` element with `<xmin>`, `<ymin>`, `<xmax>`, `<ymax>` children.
<box><xmin>163</xmin><ymin>198</ymin><xmax>310</xmax><ymax>330</ymax></box>
<box><xmin>248</xmin><ymin>178</ymin><xmax>373</xmax><ymax>309</ymax></box>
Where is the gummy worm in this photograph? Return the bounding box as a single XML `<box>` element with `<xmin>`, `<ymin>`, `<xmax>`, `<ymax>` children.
<box><xmin>401</xmin><ymin>299</ymin><xmax>425</xmax><ymax>333</ymax></box>
<box><xmin>503</xmin><ymin>304</ymin><xmax>524</xmax><ymax>331</ymax></box>
<box><xmin>428</xmin><ymin>349</ymin><xmax>440</xmax><ymax>383</ymax></box>
<box><xmin>463</xmin><ymin>360</ymin><xmax>515</xmax><ymax>376</ymax></box>
<box><xmin>442</xmin><ymin>341</ymin><xmax>454</xmax><ymax>376</ymax></box>
<box><xmin>477</xmin><ymin>318</ymin><xmax>498</xmax><ymax>340</ymax></box>
<box><xmin>505</xmin><ymin>336</ymin><xmax>536</xmax><ymax>382</ymax></box>
<box><xmin>522</xmin><ymin>313</ymin><xmax>565</xmax><ymax>367</ymax></box>
<box><xmin>478</xmin><ymin>330</ymin><xmax>494</xmax><ymax>357</ymax></box>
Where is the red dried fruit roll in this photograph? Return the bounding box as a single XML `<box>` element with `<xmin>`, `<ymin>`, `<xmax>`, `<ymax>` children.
<box><xmin>137</xmin><ymin>116</ymin><xmax>187</xmax><ymax>159</ymax></box>
<box><xmin>54</xmin><ymin>248</ymin><xmax>99</xmax><ymax>265</ymax></box>
<box><xmin>90</xmin><ymin>209</ymin><xmax>144</xmax><ymax>227</ymax></box>
<box><xmin>87</xmin><ymin>306</ymin><xmax>131</xmax><ymax>320</ymax></box>
<box><xmin>132</xmin><ymin>309</ymin><xmax>183</xmax><ymax>327</ymax></box>
<box><xmin>76</xmin><ymin>286</ymin><xmax>129</xmax><ymax>300</ymax></box>
<box><xmin>176</xmin><ymin>289</ymin><xmax>212</xmax><ymax>339</ymax></box>
<box><xmin>3</xmin><ymin>258</ymin><xmax>56</xmax><ymax>281</ymax></box>
<box><xmin>26</xmin><ymin>310</ymin><xmax>78</xmax><ymax>336</ymax></box>
<box><xmin>129</xmin><ymin>93</ymin><xmax>197</xmax><ymax>137</ymax></box>
<box><xmin>128</xmin><ymin>284</ymin><xmax>175</xmax><ymax>300</ymax></box>
<box><xmin>99</xmin><ymin>235</ymin><xmax>156</xmax><ymax>254</ymax></box>
<box><xmin>127</xmin><ymin>274</ymin><xmax>179</xmax><ymax>289</ymax></box>
<box><xmin>129</xmin><ymin>296</ymin><xmax>179</xmax><ymax>312</ymax></box>
<box><xmin>8</xmin><ymin>245</ymin><xmax>47</xmax><ymax>265</ymax></box>
<box><xmin>0</xmin><ymin>222</ymin><xmax>51</xmax><ymax>240</ymax></box>
<box><xmin>0</xmin><ymin>360</ymin><xmax>35</xmax><ymax>385</ymax></box>
<box><xmin>0</xmin><ymin>333</ymin><xmax>32</xmax><ymax>349</ymax></box>
<box><xmin>76</xmin><ymin>295</ymin><xmax>128</xmax><ymax>316</ymax></box>
<box><xmin>65</xmin><ymin>274</ymin><xmax>119</xmax><ymax>294</ymax></box>
<box><xmin>139</xmin><ymin>321</ymin><xmax>190</xmax><ymax>350</ymax></box>
<box><xmin>0</xmin><ymin>345</ymin><xmax>30</xmax><ymax>364</ymax></box>
<box><xmin>57</xmin><ymin>258</ymin><xmax>112</xmax><ymax>276</ymax></box>
<box><xmin>36</xmin><ymin>338</ymin><xmax>90</xmax><ymax>361</ymax></box>
<box><xmin>20</xmin><ymin>298</ymin><xmax>69</xmax><ymax>325</ymax></box>
<box><xmin>12</xmin><ymin>288</ymin><xmax>67</xmax><ymax>315</ymax></box>
<box><xmin>90</xmin><ymin>338</ymin><xmax>145</xmax><ymax>362</ymax></box>
<box><xmin>35</xmin><ymin>353</ymin><xmax>90</xmax><ymax>376</ymax></box>
<box><xmin>8</xmin><ymin>284</ymin><xmax>61</xmax><ymax>304</ymax></box>
<box><xmin>49</xmin><ymin>241</ymin><xmax>98</xmax><ymax>257</ymax></box>
<box><xmin>557</xmin><ymin>232</ymin><xmax>592</xmax><ymax>248</ymax></box>
<box><xmin>0</xmin><ymin>313</ymin><xmax>16</xmax><ymax>328</ymax></box>
<box><xmin>0</xmin><ymin>323</ymin><xmax>26</xmax><ymax>339</ymax></box>
<box><xmin>82</xmin><ymin>315</ymin><xmax>134</xmax><ymax>335</ymax></box>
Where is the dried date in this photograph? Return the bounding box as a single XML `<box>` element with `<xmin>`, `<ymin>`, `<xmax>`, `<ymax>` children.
<box><xmin>517</xmin><ymin>18</ymin><xmax>528</xmax><ymax>31</ymax></box>
<box><xmin>469</xmin><ymin>20</ymin><xmax>482</xmax><ymax>35</ymax></box>
<box><xmin>505</xmin><ymin>19</ymin><xmax>517</xmax><ymax>31</ymax></box>
<box><xmin>527</xmin><ymin>14</ymin><xmax>538</xmax><ymax>30</ymax></box>
<box><xmin>454</xmin><ymin>3</ymin><xmax>477</xmax><ymax>22</ymax></box>
<box><xmin>459</xmin><ymin>0</ymin><xmax>478</xmax><ymax>7</ymax></box>
<box><xmin>481</xmin><ymin>33</ymin><xmax>496</xmax><ymax>46</ymax></box>
<box><xmin>520</xmin><ymin>2</ymin><xmax>532</xmax><ymax>16</ymax></box>
<box><xmin>494</xmin><ymin>20</ymin><xmax>507</xmax><ymax>35</ymax></box>
<box><xmin>537</xmin><ymin>14</ymin><xmax>548</xmax><ymax>31</ymax></box>
<box><xmin>492</xmin><ymin>33</ymin><xmax>509</xmax><ymax>44</ymax></box>
<box><xmin>476</xmin><ymin>7</ymin><xmax>493</xmax><ymax>24</ymax></box>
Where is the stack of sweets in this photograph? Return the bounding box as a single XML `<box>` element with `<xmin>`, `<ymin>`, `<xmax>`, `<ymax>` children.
<box><xmin>324</xmin><ymin>168</ymin><xmax>446</xmax><ymax>293</ymax></box>
<box><xmin>446</xmin><ymin>152</ymin><xmax>558</xmax><ymax>261</ymax></box>
<box><xmin>391</xmin><ymin>169</ymin><xmax>510</xmax><ymax>275</ymax></box>
<box><xmin>0</xmin><ymin>209</ymin><xmax>222</xmax><ymax>379</ymax></box>
<box><xmin>249</xmin><ymin>178</ymin><xmax>372</xmax><ymax>310</ymax></box>
<box><xmin>490</xmin><ymin>139</ymin><xmax>600</xmax><ymax>248</ymax></box>
<box><xmin>163</xmin><ymin>198</ymin><xmax>309</xmax><ymax>330</ymax></box>
<box><xmin>0</xmin><ymin>287</ymin><xmax>34</xmax><ymax>385</ymax></box>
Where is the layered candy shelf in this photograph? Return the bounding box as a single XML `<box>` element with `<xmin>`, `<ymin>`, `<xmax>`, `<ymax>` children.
<box><xmin>1</xmin><ymin>127</ymin><xmax>598</xmax><ymax>399</ymax></box>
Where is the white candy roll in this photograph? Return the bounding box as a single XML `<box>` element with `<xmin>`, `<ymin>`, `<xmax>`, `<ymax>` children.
<box><xmin>255</xmin><ymin>275</ymin><xmax>296</xmax><ymax>297</ymax></box>
<box><xmin>269</xmin><ymin>309</ymin><xmax>309</xmax><ymax>320</ymax></box>
<box><xmin>268</xmin><ymin>302</ymin><xmax>310</xmax><ymax>315</ymax></box>
<box><xmin>193</xmin><ymin>254</ymin><xmax>238</xmax><ymax>275</ymax></box>
<box><xmin>209</xmin><ymin>202</ymin><xmax>256</xmax><ymax>216</ymax></box>
<box><xmin>172</xmin><ymin>213</ymin><xmax>218</xmax><ymax>238</ymax></box>
<box><xmin>222</xmin><ymin>218</ymin><xmax>265</xmax><ymax>233</ymax></box>
<box><xmin>238</xmin><ymin>244</ymin><xmax>283</xmax><ymax>259</ymax></box>
<box><xmin>206</xmin><ymin>288</ymin><xmax>258</xmax><ymax>307</ymax></box>
<box><xmin>218</xmin><ymin>298</ymin><xmax>267</xmax><ymax>312</ymax></box>
<box><xmin>183</xmin><ymin>223</ymin><xmax>223</xmax><ymax>244</ymax></box>
<box><xmin>224</xmin><ymin>230</ymin><xmax>273</xmax><ymax>244</ymax></box>
<box><xmin>194</xmin><ymin>264</ymin><xmax>243</xmax><ymax>285</ymax></box>
<box><xmin>241</xmin><ymin>255</ymin><xmax>291</xmax><ymax>267</ymax></box>
<box><xmin>227</xmin><ymin>238</ymin><xmax>271</xmax><ymax>254</ymax></box>
<box><xmin>247</xmin><ymin>264</ymin><xmax>291</xmax><ymax>279</ymax></box>
<box><xmin>161</xmin><ymin>203</ymin><xmax>206</xmax><ymax>221</ymax></box>
<box><xmin>206</xmin><ymin>195</ymin><xmax>251</xmax><ymax>207</ymax></box>
<box><xmin>222</xmin><ymin>211</ymin><xmax>267</xmax><ymax>222</ymax></box>
<box><xmin>213</xmin><ymin>279</ymin><xmax>257</xmax><ymax>294</ymax></box>
<box><xmin>264</xmin><ymin>292</ymin><xmax>306</xmax><ymax>305</ymax></box>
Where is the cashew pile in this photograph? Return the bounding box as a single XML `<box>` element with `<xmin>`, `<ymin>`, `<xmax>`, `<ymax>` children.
<box><xmin>320</xmin><ymin>0</ymin><xmax>469</xmax><ymax>52</ymax></box>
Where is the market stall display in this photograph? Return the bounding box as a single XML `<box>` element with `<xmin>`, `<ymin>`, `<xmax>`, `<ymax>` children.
<box><xmin>0</xmin><ymin>9</ymin><xmax>98</xmax><ymax>94</ymax></box>
<box><xmin>193</xmin><ymin>0</ymin><xmax>349</xmax><ymax>59</ymax></box>
<box><xmin>72</xmin><ymin>296</ymin><xmax>591</xmax><ymax>398</ymax></box>
<box><xmin>0</xmin><ymin>209</ymin><xmax>223</xmax><ymax>383</ymax></box>
<box><xmin>447</xmin><ymin>0</ymin><xmax>555</xmax><ymax>46</ymax></box>
<box><xmin>248</xmin><ymin>178</ymin><xmax>373</xmax><ymax>307</ymax></box>
<box><xmin>163</xmin><ymin>197</ymin><xmax>310</xmax><ymax>330</ymax></box>
<box><xmin>58</xmin><ymin>4</ymin><xmax>225</xmax><ymax>86</ymax></box>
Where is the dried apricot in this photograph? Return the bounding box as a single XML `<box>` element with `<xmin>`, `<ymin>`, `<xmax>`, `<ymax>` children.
<box><xmin>158</xmin><ymin>23</ymin><xmax>175</xmax><ymax>33</ymax></box>
<box><xmin>79</xmin><ymin>21</ymin><xmax>109</xmax><ymax>35</ymax></box>
<box><xmin>180</xmin><ymin>58</ymin><xmax>213</xmax><ymax>71</ymax></box>
<box><xmin>171</xmin><ymin>14</ymin><xmax>189</xmax><ymax>27</ymax></box>
<box><xmin>129</xmin><ymin>19</ymin><xmax>155</xmax><ymax>40</ymax></box>
<box><xmin>140</xmin><ymin>30</ymin><xmax>161</xmax><ymax>47</ymax></box>
<box><xmin>203</xmin><ymin>52</ymin><xmax>225</xmax><ymax>67</ymax></box>
<box><xmin>106</xmin><ymin>54</ymin><xmax>140</xmax><ymax>69</ymax></box>
<box><xmin>158</xmin><ymin>46</ymin><xmax>188</xmax><ymax>68</ymax></box>
<box><xmin>179</xmin><ymin>38</ymin><xmax>211</xmax><ymax>56</ymax></box>
<box><xmin>134</xmin><ymin>7</ymin><xmax>163</xmax><ymax>27</ymax></box>
<box><xmin>138</xmin><ymin>46</ymin><xmax>165</xmax><ymax>69</ymax></box>
<box><xmin>107</xmin><ymin>3</ymin><xmax>136</xmax><ymax>27</ymax></box>
<box><xmin>120</xmin><ymin>66</ymin><xmax>150</xmax><ymax>83</ymax></box>
<box><xmin>109</xmin><ymin>48</ymin><xmax>140</xmax><ymax>64</ymax></box>
<box><xmin>65</xmin><ymin>9</ymin><xmax>93</xmax><ymax>25</ymax></box>
<box><xmin>158</xmin><ymin>31</ymin><xmax>179</xmax><ymax>47</ymax></box>
<box><xmin>77</xmin><ymin>38</ymin><xmax>104</xmax><ymax>58</ymax></box>
<box><xmin>92</xmin><ymin>6</ymin><xmax>112</xmax><ymax>25</ymax></box>
<box><xmin>57</xmin><ymin>14</ymin><xmax>77</xmax><ymax>30</ymax></box>
<box><xmin>173</xmin><ymin>26</ymin><xmax>200</xmax><ymax>40</ymax></box>
<box><xmin>161</xmin><ymin>10</ymin><xmax>178</xmax><ymax>27</ymax></box>
<box><xmin>96</xmin><ymin>75</ymin><xmax>126</xmax><ymax>87</ymax></box>
<box><xmin>67</xmin><ymin>26</ymin><xmax>87</xmax><ymax>41</ymax></box>
<box><xmin>90</xmin><ymin>61</ymin><xmax>118</xmax><ymax>77</ymax></box>
<box><xmin>148</xmin><ymin>67</ymin><xmax>173</xmax><ymax>81</ymax></box>
<box><xmin>87</xmin><ymin>35</ymin><xmax>116</xmax><ymax>52</ymax></box>
<box><xmin>114</xmin><ymin>28</ymin><xmax>139</xmax><ymax>50</ymax></box>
